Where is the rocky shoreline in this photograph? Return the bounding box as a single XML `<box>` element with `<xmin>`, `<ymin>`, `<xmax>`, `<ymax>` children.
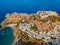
<box><xmin>1</xmin><ymin>11</ymin><xmax>60</xmax><ymax>45</ymax></box>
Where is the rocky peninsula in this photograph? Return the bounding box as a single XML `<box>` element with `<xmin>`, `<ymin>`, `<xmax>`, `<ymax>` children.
<box><xmin>1</xmin><ymin>11</ymin><xmax>60</xmax><ymax>45</ymax></box>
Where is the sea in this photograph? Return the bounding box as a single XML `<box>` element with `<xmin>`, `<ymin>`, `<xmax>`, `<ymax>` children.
<box><xmin>0</xmin><ymin>27</ymin><xmax>15</xmax><ymax>45</ymax></box>
<box><xmin>0</xmin><ymin>0</ymin><xmax>60</xmax><ymax>45</ymax></box>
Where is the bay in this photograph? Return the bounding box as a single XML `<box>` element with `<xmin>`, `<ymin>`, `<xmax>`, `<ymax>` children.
<box><xmin>0</xmin><ymin>27</ymin><xmax>15</xmax><ymax>45</ymax></box>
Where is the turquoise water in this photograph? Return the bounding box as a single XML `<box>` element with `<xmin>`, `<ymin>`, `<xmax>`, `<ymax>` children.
<box><xmin>0</xmin><ymin>27</ymin><xmax>15</xmax><ymax>45</ymax></box>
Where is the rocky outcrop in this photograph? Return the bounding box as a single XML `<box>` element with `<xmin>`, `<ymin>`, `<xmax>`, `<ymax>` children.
<box><xmin>1</xmin><ymin>11</ymin><xmax>60</xmax><ymax>45</ymax></box>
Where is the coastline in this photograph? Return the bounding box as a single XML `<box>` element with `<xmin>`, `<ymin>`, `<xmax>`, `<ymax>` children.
<box><xmin>5</xmin><ymin>24</ymin><xmax>19</xmax><ymax>45</ymax></box>
<box><xmin>1</xmin><ymin>11</ymin><xmax>60</xmax><ymax>45</ymax></box>
<box><xmin>12</xmin><ymin>38</ymin><xmax>19</xmax><ymax>45</ymax></box>
<box><xmin>0</xmin><ymin>24</ymin><xmax>17</xmax><ymax>45</ymax></box>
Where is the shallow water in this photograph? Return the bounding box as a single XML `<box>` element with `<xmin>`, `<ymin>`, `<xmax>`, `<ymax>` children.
<box><xmin>0</xmin><ymin>27</ymin><xmax>15</xmax><ymax>45</ymax></box>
